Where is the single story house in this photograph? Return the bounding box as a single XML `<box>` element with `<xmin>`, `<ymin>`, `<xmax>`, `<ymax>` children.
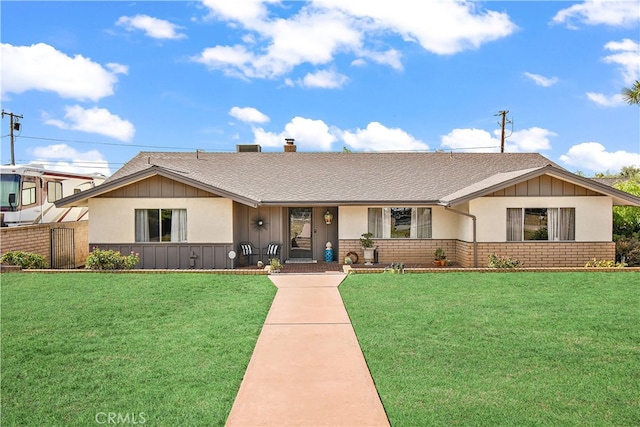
<box><xmin>56</xmin><ymin>141</ymin><xmax>640</xmax><ymax>268</ymax></box>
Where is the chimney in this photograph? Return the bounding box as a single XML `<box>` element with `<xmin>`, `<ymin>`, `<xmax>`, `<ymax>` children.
<box><xmin>284</xmin><ymin>138</ymin><xmax>297</xmax><ymax>152</ymax></box>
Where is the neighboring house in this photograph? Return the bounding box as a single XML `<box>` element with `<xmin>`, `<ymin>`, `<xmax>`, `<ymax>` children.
<box><xmin>56</xmin><ymin>141</ymin><xmax>640</xmax><ymax>268</ymax></box>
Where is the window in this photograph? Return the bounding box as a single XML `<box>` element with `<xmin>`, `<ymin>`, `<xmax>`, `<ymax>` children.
<box><xmin>0</xmin><ymin>174</ymin><xmax>20</xmax><ymax>208</ymax></box>
<box><xmin>135</xmin><ymin>209</ymin><xmax>187</xmax><ymax>242</ymax></box>
<box><xmin>368</xmin><ymin>207</ymin><xmax>432</xmax><ymax>238</ymax></box>
<box><xmin>47</xmin><ymin>182</ymin><xmax>63</xmax><ymax>202</ymax></box>
<box><xmin>507</xmin><ymin>208</ymin><xmax>575</xmax><ymax>241</ymax></box>
<box><xmin>21</xmin><ymin>181</ymin><xmax>36</xmax><ymax>206</ymax></box>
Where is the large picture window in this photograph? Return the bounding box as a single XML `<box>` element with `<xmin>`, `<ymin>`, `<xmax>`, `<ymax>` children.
<box><xmin>135</xmin><ymin>209</ymin><xmax>187</xmax><ymax>242</ymax></box>
<box><xmin>368</xmin><ymin>207</ymin><xmax>432</xmax><ymax>239</ymax></box>
<box><xmin>507</xmin><ymin>208</ymin><xmax>575</xmax><ymax>241</ymax></box>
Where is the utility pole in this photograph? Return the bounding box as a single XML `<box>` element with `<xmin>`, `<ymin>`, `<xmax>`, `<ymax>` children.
<box><xmin>495</xmin><ymin>110</ymin><xmax>511</xmax><ymax>153</ymax></box>
<box><xmin>2</xmin><ymin>110</ymin><xmax>23</xmax><ymax>165</ymax></box>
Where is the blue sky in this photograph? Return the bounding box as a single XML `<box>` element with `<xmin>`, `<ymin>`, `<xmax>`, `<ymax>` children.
<box><xmin>2</xmin><ymin>0</ymin><xmax>639</xmax><ymax>177</ymax></box>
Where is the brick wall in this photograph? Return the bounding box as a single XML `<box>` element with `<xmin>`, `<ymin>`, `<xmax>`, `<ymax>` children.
<box><xmin>0</xmin><ymin>221</ymin><xmax>89</xmax><ymax>268</ymax></box>
<box><xmin>472</xmin><ymin>241</ymin><xmax>615</xmax><ymax>268</ymax></box>
<box><xmin>339</xmin><ymin>239</ymin><xmax>456</xmax><ymax>264</ymax></box>
<box><xmin>339</xmin><ymin>239</ymin><xmax>615</xmax><ymax>268</ymax></box>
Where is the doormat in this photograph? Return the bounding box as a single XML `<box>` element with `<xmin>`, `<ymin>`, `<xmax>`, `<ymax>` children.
<box><xmin>285</xmin><ymin>259</ymin><xmax>318</xmax><ymax>264</ymax></box>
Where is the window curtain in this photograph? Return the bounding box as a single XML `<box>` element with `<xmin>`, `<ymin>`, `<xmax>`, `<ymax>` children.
<box><xmin>506</xmin><ymin>208</ymin><xmax>523</xmax><ymax>241</ymax></box>
<box><xmin>135</xmin><ymin>209</ymin><xmax>149</xmax><ymax>242</ymax></box>
<box><xmin>410</xmin><ymin>208</ymin><xmax>418</xmax><ymax>238</ymax></box>
<box><xmin>382</xmin><ymin>208</ymin><xmax>392</xmax><ymax>238</ymax></box>
<box><xmin>548</xmin><ymin>208</ymin><xmax>560</xmax><ymax>241</ymax></box>
<box><xmin>171</xmin><ymin>209</ymin><xmax>187</xmax><ymax>242</ymax></box>
<box><xmin>416</xmin><ymin>208</ymin><xmax>432</xmax><ymax>238</ymax></box>
<box><xmin>368</xmin><ymin>208</ymin><xmax>383</xmax><ymax>238</ymax></box>
<box><xmin>560</xmin><ymin>208</ymin><xmax>575</xmax><ymax>240</ymax></box>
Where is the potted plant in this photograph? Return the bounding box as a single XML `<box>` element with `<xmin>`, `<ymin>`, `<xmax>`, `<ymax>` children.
<box><xmin>434</xmin><ymin>248</ymin><xmax>446</xmax><ymax>266</ymax></box>
<box><xmin>360</xmin><ymin>232</ymin><xmax>377</xmax><ymax>265</ymax></box>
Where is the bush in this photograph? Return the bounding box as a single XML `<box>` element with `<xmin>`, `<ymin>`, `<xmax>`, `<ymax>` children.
<box><xmin>584</xmin><ymin>258</ymin><xmax>626</xmax><ymax>268</ymax></box>
<box><xmin>615</xmin><ymin>236</ymin><xmax>640</xmax><ymax>266</ymax></box>
<box><xmin>86</xmin><ymin>248</ymin><xmax>139</xmax><ymax>270</ymax></box>
<box><xmin>0</xmin><ymin>251</ymin><xmax>47</xmax><ymax>269</ymax></box>
<box><xmin>487</xmin><ymin>253</ymin><xmax>521</xmax><ymax>269</ymax></box>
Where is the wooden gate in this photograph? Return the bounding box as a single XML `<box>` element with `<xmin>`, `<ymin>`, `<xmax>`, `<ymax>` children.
<box><xmin>50</xmin><ymin>228</ymin><xmax>75</xmax><ymax>269</ymax></box>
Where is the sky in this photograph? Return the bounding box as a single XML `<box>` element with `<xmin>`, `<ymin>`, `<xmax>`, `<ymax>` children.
<box><xmin>1</xmin><ymin>0</ymin><xmax>639</xmax><ymax>177</ymax></box>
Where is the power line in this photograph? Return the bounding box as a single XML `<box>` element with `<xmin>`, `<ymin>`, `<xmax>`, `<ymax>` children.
<box><xmin>9</xmin><ymin>135</ymin><xmax>203</xmax><ymax>151</ymax></box>
<box><xmin>2</xmin><ymin>133</ymin><xmax>502</xmax><ymax>154</ymax></box>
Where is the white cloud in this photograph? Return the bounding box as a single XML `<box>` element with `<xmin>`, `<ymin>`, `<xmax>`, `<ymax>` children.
<box><xmin>341</xmin><ymin>121</ymin><xmax>428</xmax><ymax>151</ymax></box>
<box><xmin>586</xmin><ymin>39</ymin><xmax>640</xmax><ymax>106</ymax></box>
<box><xmin>253</xmin><ymin>116</ymin><xmax>337</xmax><ymax>151</ymax></box>
<box><xmin>602</xmin><ymin>38</ymin><xmax>640</xmax><ymax>85</ymax></box>
<box><xmin>300</xmin><ymin>69</ymin><xmax>348</xmax><ymax>88</ymax></box>
<box><xmin>200</xmin><ymin>0</ymin><xmax>273</xmax><ymax>27</ymax></box>
<box><xmin>504</xmin><ymin>127</ymin><xmax>555</xmax><ymax>152</ymax></box>
<box><xmin>317</xmin><ymin>0</ymin><xmax>517</xmax><ymax>55</ymax></box>
<box><xmin>229</xmin><ymin>106</ymin><xmax>270</xmax><ymax>123</ymax></box>
<box><xmin>44</xmin><ymin>105</ymin><xmax>135</xmax><ymax>142</ymax></box>
<box><xmin>523</xmin><ymin>72</ymin><xmax>559</xmax><ymax>87</ymax></box>
<box><xmin>441</xmin><ymin>128</ymin><xmax>499</xmax><ymax>152</ymax></box>
<box><xmin>29</xmin><ymin>144</ymin><xmax>111</xmax><ymax>176</ymax></box>
<box><xmin>358</xmin><ymin>48</ymin><xmax>403</xmax><ymax>71</ymax></box>
<box><xmin>559</xmin><ymin>142</ymin><xmax>640</xmax><ymax>173</ymax></box>
<box><xmin>552</xmin><ymin>0</ymin><xmax>640</xmax><ymax>28</ymax></box>
<box><xmin>441</xmin><ymin>126</ymin><xmax>555</xmax><ymax>152</ymax></box>
<box><xmin>586</xmin><ymin>92</ymin><xmax>625</xmax><ymax>107</ymax></box>
<box><xmin>116</xmin><ymin>14</ymin><xmax>187</xmax><ymax>40</ymax></box>
<box><xmin>195</xmin><ymin>1</ymin><xmax>516</xmax><ymax>81</ymax></box>
<box><xmin>1</xmin><ymin>43</ymin><xmax>127</xmax><ymax>101</ymax></box>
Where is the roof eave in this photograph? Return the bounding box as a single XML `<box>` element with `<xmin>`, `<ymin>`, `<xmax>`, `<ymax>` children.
<box><xmin>442</xmin><ymin>165</ymin><xmax>640</xmax><ymax>207</ymax></box>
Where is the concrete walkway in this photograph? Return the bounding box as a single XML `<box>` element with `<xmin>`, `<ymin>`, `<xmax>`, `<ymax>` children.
<box><xmin>226</xmin><ymin>274</ymin><xmax>390</xmax><ymax>427</ymax></box>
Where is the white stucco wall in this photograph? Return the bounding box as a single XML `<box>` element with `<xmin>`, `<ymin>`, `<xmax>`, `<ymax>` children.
<box><xmin>88</xmin><ymin>198</ymin><xmax>234</xmax><ymax>243</ymax></box>
<box><xmin>470</xmin><ymin>196</ymin><xmax>613</xmax><ymax>242</ymax></box>
<box><xmin>337</xmin><ymin>205</ymin><xmax>461</xmax><ymax>240</ymax></box>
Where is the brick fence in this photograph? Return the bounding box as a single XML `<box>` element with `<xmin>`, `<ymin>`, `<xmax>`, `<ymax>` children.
<box><xmin>0</xmin><ymin>221</ymin><xmax>89</xmax><ymax>268</ymax></box>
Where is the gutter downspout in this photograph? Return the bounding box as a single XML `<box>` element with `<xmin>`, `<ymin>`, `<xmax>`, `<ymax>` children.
<box><xmin>442</xmin><ymin>205</ymin><xmax>478</xmax><ymax>268</ymax></box>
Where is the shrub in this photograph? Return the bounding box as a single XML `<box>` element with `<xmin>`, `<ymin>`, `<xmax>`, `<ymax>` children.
<box><xmin>584</xmin><ymin>258</ymin><xmax>626</xmax><ymax>268</ymax></box>
<box><xmin>86</xmin><ymin>248</ymin><xmax>139</xmax><ymax>270</ymax></box>
<box><xmin>0</xmin><ymin>251</ymin><xmax>47</xmax><ymax>269</ymax></box>
<box><xmin>487</xmin><ymin>253</ymin><xmax>521</xmax><ymax>269</ymax></box>
<box><xmin>615</xmin><ymin>236</ymin><xmax>640</xmax><ymax>267</ymax></box>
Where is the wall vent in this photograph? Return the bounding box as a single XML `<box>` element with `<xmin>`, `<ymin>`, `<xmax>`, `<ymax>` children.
<box><xmin>236</xmin><ymin>144</ymin><xmax>262</xmax><ymax>152</ymax></box>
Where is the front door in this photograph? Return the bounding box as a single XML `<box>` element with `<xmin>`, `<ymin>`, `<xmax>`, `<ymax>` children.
<box><xmin>289</xmin><ymin>207</ymin><xmax>312</xmax><ymax>259</ymax></box>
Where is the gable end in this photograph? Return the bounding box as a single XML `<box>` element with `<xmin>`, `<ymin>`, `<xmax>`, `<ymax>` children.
<box><xmin>488</xmin><ymin>175</ymin><xmax>602</xmax><ymax>197</ymax></box>
<box><xmin>97</xmin><ymin>175</ymin><xmax>219</xmax><ymax>198</ymax></box>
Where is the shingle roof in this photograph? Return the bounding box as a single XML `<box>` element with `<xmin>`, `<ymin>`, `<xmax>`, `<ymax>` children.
<box><xmin>105</xmin><ymin>151</ymin><xmax>559</xmax><ymax>205</ymax></box>
<box><xmin>57</xmin><ymin>151</ymin><xmax>640</xmax><ymax>208</ymax></box>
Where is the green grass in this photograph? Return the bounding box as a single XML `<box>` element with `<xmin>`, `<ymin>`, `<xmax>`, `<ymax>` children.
<box><xmin>1</xmin><ymin>273</ymin><xmax>276</xmax><ymax>426</ymax></box>
<box><xmin>341</xmin><ymin>272</ymin><xmax>640</xmax><ymax>426</ymax></box>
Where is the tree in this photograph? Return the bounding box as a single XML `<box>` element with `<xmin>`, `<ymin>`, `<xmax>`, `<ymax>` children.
<box><xmin>613</xmin><ymin>179</ymin><xmax>640</xmax><ymax>237</ymax></box>
<box><xmin>621</xmin><ymin>80</ymin><xmax>640</xmax><ymax>105</ymax></box>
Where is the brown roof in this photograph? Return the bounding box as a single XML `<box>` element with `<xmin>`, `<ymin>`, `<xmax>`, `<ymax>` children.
<box><xmin>57</xmin><ymin>151</ymin><xmax>640</xmax><ymax>207</ymax></box>
<box><xmin>107</xmin><ymin>151</ymin><xmax>558</xmax><ymax>204</ymax></box>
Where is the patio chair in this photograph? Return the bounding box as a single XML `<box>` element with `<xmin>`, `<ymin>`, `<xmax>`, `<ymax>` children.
<box><xmin>238</xmin><ymin>241</ymin><xmax>259</xmax><ymax>266</ymax></box>
<box><xmin>262</xmin><ymin>242</ymin><xmax>282</xmax><ymax>262</ymax></box>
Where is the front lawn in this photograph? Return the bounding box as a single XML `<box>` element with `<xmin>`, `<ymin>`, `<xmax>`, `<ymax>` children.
<box><xmin>1</xmin><ymin>273</ymin><xmax>276</xmax><ymax>426</ymax></box>
<box><xmin>341</xmin><ymin>272</ymin><xmax>639</xmax><ymax>426</ymax></box>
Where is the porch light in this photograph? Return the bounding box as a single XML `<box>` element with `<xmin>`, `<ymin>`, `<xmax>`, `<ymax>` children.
<box><xmin>324</xmin><ymin>210</ymin><xmax>334</xmax><ymax>225</ymax></box>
